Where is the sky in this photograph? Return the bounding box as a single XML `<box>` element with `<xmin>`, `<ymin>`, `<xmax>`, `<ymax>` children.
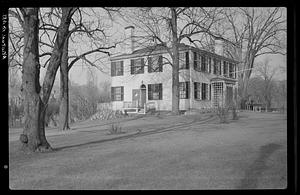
<box><xmin>8</xmin><ymin>7</ymin><xmax>287</xmax><ymax>89</ymax></box>
<box><xmin>66</xmin><ymin>7</ymin><xmax>287</xmax><ymax>86</ymax></box>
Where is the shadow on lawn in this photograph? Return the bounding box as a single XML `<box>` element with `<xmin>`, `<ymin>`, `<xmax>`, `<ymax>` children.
<box><xmin>237</xmin><ymin>143</ymin><xmax>282</xmax><ymax>189</ymax></box>
<box><xmin>54</xmin><ymin>115</ymin><xmax>217</xmax><ymax>152</ymax></box>
<box><xmin>70</xmin><ymin>115</ymin><xmax>145</xmax><ymax>131</ymax></box>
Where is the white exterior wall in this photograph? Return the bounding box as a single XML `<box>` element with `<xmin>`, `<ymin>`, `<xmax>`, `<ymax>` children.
<box><xmin>111</xmin><ymin>48</ymin><xmax>238</xmax><ymax>111</ymax></box>
<box><xmin>111</xmin><ymin>53</ymin><xmax>175</xmax><ymax>111</ymax></box>
<box><xmin>189</xmin><ymin>50</ymin><xmax>214</xmax><ymax>110</ymax></box>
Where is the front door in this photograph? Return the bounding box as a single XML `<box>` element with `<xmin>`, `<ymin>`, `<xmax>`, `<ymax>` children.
<box><xmin>140</xmin><ymin>88</ymin><xmax>146</xmax><ymax>108</ymax></box>
<box><xmin>132</xmin><ymin>89</ymin><xmax>140</xmax><ymax>107</ymax></box>
<box><xmin>226</xmin><ymin>86</ymin><xmax>233</xmax><ymax>107</ymax></box>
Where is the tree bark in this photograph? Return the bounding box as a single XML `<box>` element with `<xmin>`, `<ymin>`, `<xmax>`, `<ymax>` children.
<box><xmin>20</xmin><ymin>8</ymin><xmax>52</xmax><ymax>152</ymax></box>
<box><xmin>239</xmin><ymin>50</ymin><xmax>255</xmax><ymax>109</ymax></box>
<box><xmin>20</xmin><ymin>8</ymin><xmax>75</xmax><ymax>152</ymax></box>
<box><xmin>171</xmin><ymin>8</ymin><xmax>180</xmax><ymax>115</ymax></box>
<box><xmin>59</xmin><ymin>39</ymin><xmax>70</xmax><ymax>130</ymax></box>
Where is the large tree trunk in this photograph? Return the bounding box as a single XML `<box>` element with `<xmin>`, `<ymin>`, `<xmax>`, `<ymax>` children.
<box><xmin>20</xmin><ymin>8</ymin><xmax>75</xmax><ymax>152</ymax></box>
<box><xmin>20</xmin><ymin>8</ymin><xmax>51</xmax><ymax>152</ymax></box>
<box><xmin>59</xmin><ymin>39</ymin><xmax>70</xmax><ymax>130</ymax></box>
<box><xmin>239</xmin><ymin>51</ymin><xmax>255</xmax><ymax>109</ymax></box>
<box><xmin>171</xmin><ymin>8</ymin><xmax>180</xmax><ymax>115</ymax></box>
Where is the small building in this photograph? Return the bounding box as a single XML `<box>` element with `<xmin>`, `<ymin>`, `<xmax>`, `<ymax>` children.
<box><xmin>253</xmin><ymin>103</ymin><xmax>264</xmax><ymax>112</ymax></box>
<box><xmin>109</xmin><ymin>26</ymin><xmax>239</xmax><ymax>113</ymax></box>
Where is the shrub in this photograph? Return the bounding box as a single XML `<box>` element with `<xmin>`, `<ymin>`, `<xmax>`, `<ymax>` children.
<box><xmin>216</xmin><ymin>105</ymin><xmax>229</xmax><ymax>123</ymax></box>
<box><xmin>108</xmin><ymin>123</ymin><xmax>124</xmax><ymax>134</ymax></box>
<box><xmin>231</xmin><ymin>104</ymin><xmax>239</xmax><ymax>120</ymax></box>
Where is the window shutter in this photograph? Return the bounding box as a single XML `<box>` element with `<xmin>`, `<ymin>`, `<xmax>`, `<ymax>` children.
<box><xmin>213</xmin><ymin>59</ymin><xmax>216</xmax><ymax>74</ymax></box>
<box><xmin>148</xmin><ymin>84</ymin><xmax>152</xmax><ymax>100</ymax></box>
<box><xmin>193</xmin><ymin>52</ymin><xmax>196</xmax><ymax>70</ymax></box>
<box><xmin>130</xmin><ymin>59</ymin><xmax>134</xmax><ymax>74</ymax></box>
<box><xmin>208</xmin><ymin>57</ymin><xmax>211</xmax><ymax>73</ymax></box>
<box><xmin>194</xmin><ymin>82</ymin><xmax>197</xmax><ymax>99</ymax></box>
<box><xmin>111</xmin><ymin>87</ymin><xmax>114</xmax><ymax>101</ymax></box>
<box><xmin>235</xmin><ymin>64</ymin><xmax>237</xmax><ymax>79</ymax></box>
<box><xmin>205</xmin><ymin>56</ymin><xmax>208</xmax><ymax>72</ymax></box>
<box><xmin>205</xmin><ymin>84</ymin><xmax>207</xmax><ymax>100</ymax></box>
<box><xmin>141</xmin><ymin>58</ymin><xmax>145</xmax><ymax>73</ymax></box>
<box><xmin>120</xmin><ymin>61</ymin><xmax>124</xmax><ymax>76</ymax></box>
<box><xmin>121</xmin><ymin>87</ymin><xmax>124</xmax><ymax>101</ymax></box>
<box><xmin>209</xmin><ymin>84</ymin><xmax>211</xmax><ymax>100</ymax></box>
<box><xmin>186</xmin><ymin>82</ymin><xmax>189</xmax><ymax>99</ymax></box>
<box><xmin>148</xmin><ymin>57</ymin><xmax>152</xmax><ymax>73</ymax></box>
<box><xmin>204</xmin><ymin>56</ymin><xmax>206</xmax><ymax>72</ymax></box>
<box><xmin>202</xmin><ymin>83</ymin><xmax>204</xmax><ymax>100</ymax></box>
<box><xmin>201</xmin><ymin>56</ymin><xmax>204</xmax><ymax>71</ymax></box>
<box><xmin>185</xmin><ymin>52</ymin><xmax>189</xmax><ymax>69</ymax></box>
<box><xmin>159</xmin><ymin>83</ymin><xmax>162</xmax><ymax>100</ymax></box>
<box><xmin>111</xmin><ymin>62</ymin><xmax>116</xmax><ymax>76</ymax></box>
<box><xmin>223</xmin><ymin>61</ymin><xmax>226</xmax><ymax>76</ymax></box>
<box><xmin>159</xmin><ymin>55</ymin><xmax>163</xmax><ymax>72</ymax></box>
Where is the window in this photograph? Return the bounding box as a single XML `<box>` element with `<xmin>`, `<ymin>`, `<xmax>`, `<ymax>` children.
<box><xmin>111</xmin><ymin>61</ymin><xmax>123</xmax><ymax>76</ymax></box>
<box><xmin>194</xmin><ymin>82</ymin><xmax>209</xmax><ymax>100</ymax></box>
<box><xmin>213</xmin><ymin>58</ymin><xmax>221</xmax><ymax>75</ymax></box>
<box><xmin>194</xmin><ymin>82</ymin><xmax>201</xmax><ymax>100</ymax></box>
<box><xmin>179</xmin><ymin>52</ymin><xmax>189</xmax><ymax>69</ymax></box>
<box><xmin>179</xmin><ymin>82</ymin><xmax>190</xmax><ymax>99</ymax></box>
<box><xmin>213</xmin><ymin>58</ymin><xmax>217</xmax><ymax>74</ymax></box>
<box><xmin>131</xmin><ymin>58</ymin><xmax>144</xmax><ymax>74</ymax></box>
<box><xmin>148</xmin><ymin>55</ymin><xmax>163</xmax><ymax>73</ymax></box>
<box><xmin>194</xmin><ymin>52</ymin><xmax>208</xmax><ymax>72</ymax></box>
<box><xmin>111</xmin><ymin>86</ymin><xmax>124</xmax><ymax>101</ymax></box>
<box><xmin>229</xmin><ymin>63</ymin><xmax>235</xmax><ymax>78</ymax></box>
<box><xmin>223</xmin><ymin>61</ymin><xmax>228</xmax><ymax>77</ymax></box>
<box><xmin>148</xmin><ymin>83</ymin><xmax>162</xmax><ymax>100</ymax></box>
<box><xmin>201</xmin><ymin>83</ymin><xmax>209</xmax><ymax>100</ymax></box>
<box><xmin>193</xmin><ymin>52</ymin><xmax>200</xmax><ymax>71</ymax></box>
<box><xmin>208</xmin><ymin>57</ymin><xmax>211</xmax><ymax>73</ymax></box>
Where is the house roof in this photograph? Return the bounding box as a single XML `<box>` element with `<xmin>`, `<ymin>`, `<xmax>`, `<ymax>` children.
<box><xmin>110</xmin><ymin>43</ymin><xmax>239</xmax><ymax>64</ymax></box>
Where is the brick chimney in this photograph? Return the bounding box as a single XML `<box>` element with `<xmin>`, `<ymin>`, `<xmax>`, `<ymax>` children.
<box><xmin>124</xmin><ymin>26</ymin><xmax>135</xmax><ymax>54</ymax></box>
<box><xmin>214</xmin><ymin>39</ymin><xmax>224</xmax><ymax>56</ymax></box>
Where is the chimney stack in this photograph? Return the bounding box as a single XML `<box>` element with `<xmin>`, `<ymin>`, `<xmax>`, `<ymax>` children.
<box><xmin>124</xmin><ymin>26</ymin><xmax>135</xmax><ymax>54</ymax></box>
<box><xmin>214</xmin><ymin>39</ymin><xmax>224</xmax><ymax>56</ymax></box>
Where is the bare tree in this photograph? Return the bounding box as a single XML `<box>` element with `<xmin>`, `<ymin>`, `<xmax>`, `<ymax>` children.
<box><xmin>256</xmin><ymin>58</ymin><xmax>278</xmax><ymax>112</ymax></box>
<box><xmin>9</xmin><ymin>7</ymin><xmax>77</xmax><ymax>152</ymax></box>
<box><xmin>221</xmin><ymin>7</ymin><xmax>286</xmax><ymax>109</ymax></box>
<box><xmin>9</xmin><ymin>8</ymin><xmax>120</xmax><ymax>131</ymax></box>
<box><xmin>123</xmin><ymin>7</ymin><xmax>224</xmax><ymax>114</ymax></box>
<box><xmin>58</xmin><ymin>8</ymin><xmax>119</xmax><ymax>130</ymax></box>
<box><xmin>273</xmin><ymin>79</ymin><xmax>286</xmax><ymax>113</ymax></box>
<box><xmin>35</xmin><ymin>8</ymin><xmax>120</xmax><ymax>130</ymax></box>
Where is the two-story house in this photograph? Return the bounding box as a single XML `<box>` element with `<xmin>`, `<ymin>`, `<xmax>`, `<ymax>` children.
<box><xmin>110</xmin><ymin>26</ymin><xmax>238</xmax><ymax>113</ymax></box>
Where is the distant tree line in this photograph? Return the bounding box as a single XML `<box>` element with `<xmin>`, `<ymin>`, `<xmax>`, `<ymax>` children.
<box><xmin>9</xmin><ymin>80</ymin><xmax>111</xmax><ymax>128</ymax></box>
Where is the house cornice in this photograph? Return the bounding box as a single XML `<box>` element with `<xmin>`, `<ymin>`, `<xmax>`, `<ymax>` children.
<box><xmin>110</xmin><ymin>45</ymin><xmax>239</xmax><ymax>64</ymax></box>
<box><xmin>210</xmin><ymin>76</ymin><xmax>237</xmax><ymax>83</ymax></box>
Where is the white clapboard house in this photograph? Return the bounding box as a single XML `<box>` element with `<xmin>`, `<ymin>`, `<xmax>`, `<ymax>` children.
<box><xmin>110</xmin><ymin>26</ymin><xmax>239</xmax><ymax>114</ymax></box>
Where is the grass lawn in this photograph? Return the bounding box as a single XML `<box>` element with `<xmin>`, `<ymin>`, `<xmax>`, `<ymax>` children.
<box><xmin>9</xmin><ymin>111</ymin><xmax>287</xmax><ymax>190</ymax></box>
